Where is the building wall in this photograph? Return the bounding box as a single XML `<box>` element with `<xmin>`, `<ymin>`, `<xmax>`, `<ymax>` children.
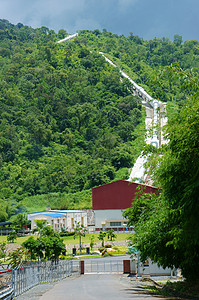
<box><xmin>29</xmin><ymin>214</ymin><xmax>66</xmax><ymax>232</ymax></box>
<box><xmin>66</xmin><ymin>211</ymin><xmax>87</xmax><ymax>231</ymax></box>
<box><xmin>92</xmin><ymin>180</ymin><xmax>157</xmax><ymax>211</ymax></box>
<box><xmin>94</xmin><ymin>209</ymin><xmax>134</xmax><ymax>232</ymax></box>
<box><xmin>130</xmin><ymin>259</ymin><xmax>172</xmax><ymax>276</ymax></box>
<box><xmin>51</xmin><ymin>217</ymin><xmax>66</xmax><ymax>232</ymax></box>
<box><xmin>92</xmin><ymin>180</ymin><xmax>157</xmax><ymax>231</ymax></box>
<box><xmin>95</xmin><ymin>210</ymin><xmax>126</xmax><ymax>229</ymax></box>
<box><xmin>28</xmin><ymin>210</ymin><xmax>88</xmax><ymax>232</ymax></box>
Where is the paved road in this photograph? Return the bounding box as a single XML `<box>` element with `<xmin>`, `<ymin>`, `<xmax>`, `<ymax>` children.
<box><xmin>39</xmin><ymin>274</ymin><xmax>166</xmax><ymax>300</ymax></box>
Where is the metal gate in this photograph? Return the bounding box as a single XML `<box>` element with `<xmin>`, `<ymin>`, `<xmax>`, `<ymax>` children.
<box><xmin>84</xmin><ymin>259</ymin><xmax>123</xmax><ymax>274</ymax></box>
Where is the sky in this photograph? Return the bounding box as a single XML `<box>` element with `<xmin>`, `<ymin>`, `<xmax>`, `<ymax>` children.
<box><xmin>0</xmin><ymin>0</ymin><xmax>198</xmax><ymax>41</ymax></box>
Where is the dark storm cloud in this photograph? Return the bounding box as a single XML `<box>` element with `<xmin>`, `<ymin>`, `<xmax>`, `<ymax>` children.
<box><xmin>0</xmin><ymin>0</ymin><xmax>198</xmax><ymax>41</ymax></box>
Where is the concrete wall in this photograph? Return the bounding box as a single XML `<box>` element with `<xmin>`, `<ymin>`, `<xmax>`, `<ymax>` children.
<box><xmin>29</xmin><ymin>214</ymin><xmax>66</xmax><ymax>232</ymax></box>
<box><xmin>28</xmin><ymin>211</ymin><xmax>88</xmax><ymax>232</ymax></box>
<box><xmin>94</xmin><ymin>209</ymin><xmax>127</xmax><ymax>229</ymax></box>
<box><xmin>66</xmin><ymin>211</ymin><xmax>87</xmax><ymax>230</ymax></box>
<box><xmin>28</xmin><ymin>210</ymin><xmax>88</xmax><ymax>232</ymax></box>
<box><xmin>130</xmin><ymin>259</ymin><xmax>172</xmax><ymax>276</ymax></box>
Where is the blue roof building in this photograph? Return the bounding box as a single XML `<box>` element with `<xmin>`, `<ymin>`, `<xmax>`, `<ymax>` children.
<box><xmin>28</xmin><ymin>209</ymin><xmax>87</xmax><ymax>232</ymax></box>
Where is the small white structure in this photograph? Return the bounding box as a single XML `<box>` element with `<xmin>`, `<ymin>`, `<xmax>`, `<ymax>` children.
<box><xmin>130</xmin><ymin>258</ymin><xmax>172</xmax><ymax>276</ymax></box>
<box><xmin>57</xmin><ymin>33</ymin><xmax>78</xmax><ymax>44</ymax></box>
<box><xmin>28</xmin><ymin>209</ymin><xmax>87</xmax><ymax>232</ymax></box>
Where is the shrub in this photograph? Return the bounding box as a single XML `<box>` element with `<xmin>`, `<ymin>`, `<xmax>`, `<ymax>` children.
<box><xmin>59</xmin><ymin>255</ymin><xmax>76</xmax><ymax>260</ymax></box>
<box><xmin>104</xmin><ymin>251</ymin><xmax>113</xmax><ymax>257</ymax></box>
<box><xmin>98</xmin><ymin>247</ymin><xmax>105</xmax><ymax>253</ymax></box>
<box><xmin>113</xmin><ymin>246</ymin><xmax>119</xmax><ymax>250</ymax></box>
<box><xmin>105</xmin><ymin>244</ymin><xmax>112</xmax><ymax>248</ymax></box>
<box><xmin>59</xmin><ymin>231</ymin><xmax>75</xmax><ymax>237</ymax></box>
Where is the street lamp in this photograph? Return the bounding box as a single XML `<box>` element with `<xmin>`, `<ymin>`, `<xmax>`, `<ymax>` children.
<box><xmin>101</xmin><ymin>221</ymin><xmax>106</xmax><ymax>231</ymax></box>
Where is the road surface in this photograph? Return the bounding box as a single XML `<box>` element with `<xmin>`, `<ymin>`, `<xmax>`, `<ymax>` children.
<box><xmin>40</xmin><ymin>274</ymin><xmax>167</xmax><ymax>300</ymax></box>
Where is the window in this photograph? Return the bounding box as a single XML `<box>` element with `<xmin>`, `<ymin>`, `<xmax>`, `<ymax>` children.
<box><xmin>110</xmin><ymin>222</ymin><xmax>121</xmax><ymax>227</ymax></box>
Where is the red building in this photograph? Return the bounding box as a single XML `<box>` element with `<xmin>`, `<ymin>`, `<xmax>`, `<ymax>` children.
<box><xmin>92</xmin><ymin>180</ymin><xmax>157</xmax><ymax>231</ymax></box>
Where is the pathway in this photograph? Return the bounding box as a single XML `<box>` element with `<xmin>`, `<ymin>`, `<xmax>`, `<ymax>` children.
<box><xmin>39</xmin><ymin>274</ymin><xmax>169</xmax><ymax>300</ymax></box>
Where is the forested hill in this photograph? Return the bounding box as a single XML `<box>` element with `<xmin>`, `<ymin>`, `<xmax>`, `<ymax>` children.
<box><xmin>0</xmin><ymin>20</ymin><xmax>198</xmax><ymax>221</ymax></box>
<box><xmin>79</xmin><ymin>30</ymin><xmax>199</xmax><ymax>106</ymax></box>
<box><xmin>0</xmin><ymin>20</ymin><xmax>145</xmax><ymax>219</ymax></box>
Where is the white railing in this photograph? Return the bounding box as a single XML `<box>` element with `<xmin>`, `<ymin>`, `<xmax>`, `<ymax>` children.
<box><xmin>99</xmin><ymin>52</ymin><xmax>153</xmax><ymax>103</ymax></box>
<box><xmin>12</xmin><ymin>259</ymin><xmax>80</xmax><ymax>297</ymax></box>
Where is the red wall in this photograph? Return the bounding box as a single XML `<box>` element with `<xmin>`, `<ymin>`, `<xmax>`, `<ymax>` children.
<box><xmin>92</xmin><ymin>180</ymin><xmax>157</xmax><ymax>210</ymax></box>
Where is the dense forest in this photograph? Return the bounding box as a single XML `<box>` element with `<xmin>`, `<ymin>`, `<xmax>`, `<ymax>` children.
<box><xmin>0</xmin><ymin>19</ymin><xmax>198</xmax><ymax>221</ymax></box>
<box><xmin>78</xmin><ymin>29</ymin><xmax>199</xmax><ymax>106</ymax></box>
<box><xmin>0</xmin><ymin>20</ymin><xmax>145</xmax><ymax>219</ymax></box>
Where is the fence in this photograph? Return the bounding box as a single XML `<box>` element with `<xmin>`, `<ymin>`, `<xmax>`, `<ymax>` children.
<box><xmin>84</xmin><ymin>259</ymin><xmax>123</xmax><ymax>274</ymax></box>
<box><xmin>12</xmin><ymin>259</ymin><xmax>80</xmax><ymax>297</ymax></box>
<box><xmin>0</xmin><ymin>269</ymin><xmax>13</xmax><ymax>300</ymax></box>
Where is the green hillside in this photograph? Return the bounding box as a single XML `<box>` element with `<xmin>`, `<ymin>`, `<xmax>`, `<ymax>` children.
<box><xmin>78</xmin><ymin>30</ymin><xmax>199</xmax><ymax>106</ymax></box>
<box><xmin>0</xmin><ymin>20</ymin><xmax>145</xmax><ymax>220</ymax></box>
<box><xmin>0</xmin><ymin>20</ymin><xmax>198</xmax><ymax>220</ymax></box>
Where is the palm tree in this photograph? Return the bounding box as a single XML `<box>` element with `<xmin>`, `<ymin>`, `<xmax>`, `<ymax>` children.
<box><xmin>98</xmin><ymin>230</ymin><xmax>106</xmax><ymax>247</ymax></box>
<box><xmin>107</xmin><ymin>229</ymin><xmax>116</xmax><ymax>241</ymax></box>
<box><xmin>73</xmin><ymin>221</ymin><xmax>87</xmax><ymax>254</ymax></box>
<box><xmin>32</xmin><ymin>220</ymin><xmax>47</xmax><ymax>236</ymax></box>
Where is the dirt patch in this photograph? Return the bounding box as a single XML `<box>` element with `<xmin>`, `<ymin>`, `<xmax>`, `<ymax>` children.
<box><xmin>6</xmin><ymin>244</ymin><xmax>21</xmax><ymax>255</ymax></box>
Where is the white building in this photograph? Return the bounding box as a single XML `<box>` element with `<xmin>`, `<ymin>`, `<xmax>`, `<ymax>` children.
<box><xmin>92</xmin><ymin>180</ymin><xmax>158</xmax><ymax>231</ymax></box>
<box><xmin>130</xmin><ymin>258</ymin><xmax>172</xmax><ymax>276</ymax></box>
<box><xmin>28</xmin><ymin>209</ymin><xmax>87</xmax><ymax>232</ymax></box>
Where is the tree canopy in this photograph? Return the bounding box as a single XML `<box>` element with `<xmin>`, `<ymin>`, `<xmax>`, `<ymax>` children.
<box><xmin>23</xmin><ymin>220</ymin><xmax>65</xmax><ymax>260</ymax></box>
<box><xmin>124</xmin><ymin>69</ymin><xmax>199</xmax><ymax>281</ymax></box>
<box><xmin>0</xmin><ymin>20</ymin><xmax>145</xmax><ymax>218</ymax></box>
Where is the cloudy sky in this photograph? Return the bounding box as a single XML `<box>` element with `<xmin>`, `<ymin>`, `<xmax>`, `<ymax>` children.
<box><xmin>0</xmin><ymin>0</ymin><xmax>198</xmax><ymax>41</ymax></box>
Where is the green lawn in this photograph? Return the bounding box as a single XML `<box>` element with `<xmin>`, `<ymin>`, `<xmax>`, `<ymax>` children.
<box><xmin>62</xmin><ymin>232</ymin><xmax>132</xmax><ymax>246</ymax></box>
<box><xmin>0</xmin><ymin>232</ymin><xmax>132</xmax><ymax>246</ymax></box>
<box><xmin>0</xmin><ymin>235</ymin><xmax>30</xmax><ymax>244</ymax></box>
<box><xmin>0</xmin><ymin>232</ymin><xmax>131</xmax><ymax>258</ymax></box>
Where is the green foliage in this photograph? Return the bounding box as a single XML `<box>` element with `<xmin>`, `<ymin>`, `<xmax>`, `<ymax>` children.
<box><xmin>73</xmin><ymin>221</ymin><xmax>87</xmax><ymax>238</ymax></box>
<box><xmin>0</xmin><ymin>21</ymin><xmax>146</xmax><ymax>219</ymax></box>
<box><xmin>23</xmin><ymin>223</ymin><xmax>65</xmax><ymax>260</ymax></box>
<box><xmin>21</xmin><ymin>190</ymin><xmax>92</xmax><ymax>212</ymax></box>
<box><xmin>89</xmin><ymin>234</ymin><xmax>95</xmax><ymax>250</ymax></box>
<box><xmin>1</xmin><ymin>21</ymin><xmax>199</xmax><ymax>223</ymax></box>
<box><xmin>123</xmin><ymin>186</ymin><xmax>158</xmax><ymax>224</ymax></box>
<box><xmin>124</xmin><ymin>70</ymin><xmax>199</xmax><ymax>282</ymax></box>
<box><xmin>0</xmin><ymin>242</ymin><xmax>6</xmax><ymax>261</ymax></box>
<box><xmin>98</xmin><ymin>230</ymin><xmax>106</xmax><ymax>247</ymax></box>
<box><xmin>59</xmin><ymin>231</ymin><xmax>75</xmax><ymax>237</ymax></box>
<box><xmin>8</xmin><ymin>247</ymin><xmax>25</xmax><ymax>268</ymax></box>
<box><xmin>22</xmin><ymin>236</ymin><xmax>38</xmax><ymax>260</ymax></box>
<box><xmin>107</xmin><ymin>229</ymin><xmax>116</xmax><ymax>241</ymax></box>
<box><xmin>78</xmin><ymin>30</ymin><xmax>199</xmax><ymax>105</ymax></box>
<box><xmin>73</xmin><ymin>221</ymin><xmax>87</xmax><ymax>254</ymax></box>
<box><xmin>7</xmin><ymin>231</ymin><xmax>17</xmax><ymax>243</ymax></box>
<box><xmin>11</xmin><ymin>213</ymin><xmax>29</xmax><ymax>234</ymax></box>
<box><xmin>113</xmin><ymin>168</ymin><xmax>129</xmax><ymax>181</ymax></box>
<box><xmin>32</xmin><ymin>220</ymin><xmax>47</xmax><ymax>236</ymax></box>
